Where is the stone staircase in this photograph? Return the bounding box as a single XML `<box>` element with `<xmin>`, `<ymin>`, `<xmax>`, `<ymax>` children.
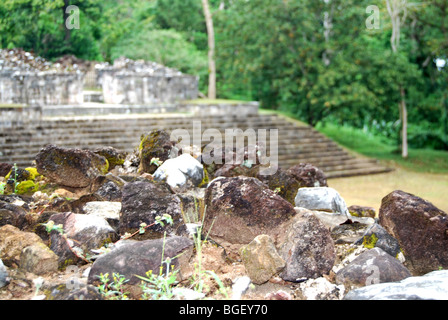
<box><xmin>0</xmin><ymin>112</ymin><xmax>392</xmax><ymax>179</ymax></box>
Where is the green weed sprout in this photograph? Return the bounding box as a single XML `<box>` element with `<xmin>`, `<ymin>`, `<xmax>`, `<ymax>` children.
<box><xmin>97</xmin><ymin>272</ymin><xmax>129</xmax><ymax>300</ymax></box>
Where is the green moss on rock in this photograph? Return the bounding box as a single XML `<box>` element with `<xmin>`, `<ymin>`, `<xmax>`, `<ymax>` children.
<box><xmin>362</xmin><ymin>233</ymin><xmax>379</xmax><ymax>249</ymax></box>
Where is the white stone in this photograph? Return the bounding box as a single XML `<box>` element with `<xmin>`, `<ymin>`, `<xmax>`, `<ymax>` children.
<box><xmin>172</xmin><ymin>287</ymin><xmax>205</xmax><ymax>300</ymax></box>
<box><xmin>69</xmin><ymin>214</ymin><xmax>116</xmax><ymax>237</ymax></box>
<box><xmin>83</xmin><ymin>201</ymin><xmax>121</xmax><ymax>221</ymax></box>
<box><xmin>153</xmin><ymin>153</ymin><xmax>204</xmax><ymax>189</ymax></box>
<box><xmin>344</xmin><ymin>270</ymin><xmax>448</xmax><ymax>300</ymax></box>
<box><xmin>298</xmin><ymin>277</ymin><xmax>345</xmax><ymax>300</ymax></box>
<box><xmin>295</xmin><ymin>187</ymin><xmax>350</xmax><ymax>216</ymax></box>
<box><xmin>231</xmin><ymin>276</ymin><xmax>252</xmax><ymax>300</ymax></box>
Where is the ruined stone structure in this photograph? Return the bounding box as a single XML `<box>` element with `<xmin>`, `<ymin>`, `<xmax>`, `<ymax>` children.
<box><xmin>98</xmin><ymin>57</ymin><xmax>198</xmax><ymax>104</ymax></box>
<box><xmin>0</xmin><ymin>49</ymin><xmax>84</xmax><ymax>106</ymax></box>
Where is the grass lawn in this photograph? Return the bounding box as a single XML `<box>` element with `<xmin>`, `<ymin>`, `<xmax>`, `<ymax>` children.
<box><xmin>317</xmin><ymin>123</ymin><xmax>448</xmax><ymax>214</ymax></box>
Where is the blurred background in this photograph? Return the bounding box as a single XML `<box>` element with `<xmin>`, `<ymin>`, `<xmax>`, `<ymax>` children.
<box><xmin>1</xmin><ymin>0</ymin><xmax>447</xmax><ymax>211</ymax></box>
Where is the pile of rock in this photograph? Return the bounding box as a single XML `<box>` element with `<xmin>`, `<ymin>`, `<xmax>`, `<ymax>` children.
<box><xmin>0</xmin><ymin>129</ymin><xmax>447</xmax><ymax>300</ymax></box>
<box><xmin>0</xmin><ymin>49</ymin><xmax>83</xmax><ymax>73</ymax></box>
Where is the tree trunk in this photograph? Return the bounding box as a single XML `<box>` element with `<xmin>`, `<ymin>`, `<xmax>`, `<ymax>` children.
<box><xmin>400</xmin><ymin>87</ymin><xmax>408</xmax><ymax>158</ymax></box>
<box><xmin>201</xmin><ymin>0</ymin><xmax>216</xmax><ymax>99</ymax></box>
<box><xmin>386</xmin><ymin>0</ymin><xmax>409</xmax><ymax>158</ymax></box>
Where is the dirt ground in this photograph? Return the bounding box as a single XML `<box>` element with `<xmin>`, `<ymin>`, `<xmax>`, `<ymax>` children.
<box><xmin>328</xmin><ymin>167</ymin><xmax>448</xmax><ymax>215</ymax></box>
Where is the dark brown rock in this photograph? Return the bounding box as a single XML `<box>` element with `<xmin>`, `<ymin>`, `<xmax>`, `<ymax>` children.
<box><xmin>202</xmin><ymin>144</ymin><xmax>266</xmax><ymax>179</ymax></box>
<box><xmin>0</xmin><ymin>163</ymin><xmax>12</xmax><ymax>177</ymax></box>
<box><xmin>35</xmin><ymin>145</ymin><xmax>109</xmax><ymax>188</ymax></box>
<box><xmin>256</xmin><ymin>168</ymin><xmax>301</xmax><ymax>205</ymax></box>
<box><xmin>0</xmin><ymin>201</ymin><xmax>28</xmax><ymax>229</ymax></box>
<box><xmin>379</xmin><ymin>190</ymin><xmax>448</xmax><ymax>275</ymax></box>
<box><xmin>287</xmin><ymin>163</ymin><xmax>328</xmax><ymax>188</ymax></box>
<box><xmin>87</xmin><ymin>236</ymin><xmax>194</xmax><ymax>285</ymax></box>
<box><xmin>119</xmin><ymin>180</ymin><xmax>186</xmax><ymax>240</ymax></box>
<box><xmin>203</xmin><ymin>176</ymin><xmax>297</xmax><ymax>256</ymax></box>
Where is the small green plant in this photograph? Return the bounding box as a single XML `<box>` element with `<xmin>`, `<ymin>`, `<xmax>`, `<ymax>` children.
<box><xmin>97</xmin><ymin>272</ymin><xmax>129</xmax><ymax>300</ymax></box>
<box><xmin>150</xmin><ymin>157</ymin><xmax>163</xmax><ymax>167</ymax></box>
<box><xmin>138</xmin><ymin>259</ymin><xmax>179</xmax><ymax>300</ymax></box>
<box><xmin>41</xmin><ymin>220</ymin><xmax>64</xmax><ymax>234</ymax></box>
<box><xmin>189</xmin><ymin>205</ymin><xmax>229</xmax><ymax>299</ymax></box>
<box><xmin>137</xmin><ymin>232</ymin><xmax>180</xmax><ymax>300</ymax></box>
<box><xmin>118</xmin><ymin>213</ymin><xmax>173</xmax><ymax>242</ymax></box>
<box><xmin>12</xmin><ymin>163</ymin><xmax>19</xmax><ymax>194</ymax></box>
<box><xmin>5</xmin><ymin>163</ymin><xmax>20</xmax><ymax>194</ymax></box>
<box><xmin>0</xmin><ymin>182</ymin><xmax>6</xmax><ymax>195</ymax></box>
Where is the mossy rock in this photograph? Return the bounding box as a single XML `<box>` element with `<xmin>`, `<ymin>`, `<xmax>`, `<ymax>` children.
<box><xmin>362</xmin><ymin>233</ymin><xmax>379</xmax><ymax>249</ymax></box>
<box><xmin>138</xmin><ymin>130</ymin><xmax>177</xmax><ymax>174</ymax></box>
<box><xmin>93</xmin><ymin>147</ymin><xmax>127</xmax><ymax>170</ymax></box>
<box><xmin>15</xmin><ymin>180</ymin><xmax>38</xmax><ymax>195</ymax></box>
<box><xmin>35</xmin><ymin>145</ymin><xmax>110</xmax><ymax>188</ymax></box>
<box><xmin>198</xmin><ymin>167</ymin><xmax>210</xmax><ymax>188</ymax></box>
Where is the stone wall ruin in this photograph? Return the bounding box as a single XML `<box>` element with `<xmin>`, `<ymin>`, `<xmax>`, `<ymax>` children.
<box><xmin>0</xmin><ymin>49</ymin><xmax>84</xmax><ymax>106</ymax></box>
<box><xmin>98</xmin><ymin>57</ymin><xmax>199</xmax><ymax>105</ymax></box>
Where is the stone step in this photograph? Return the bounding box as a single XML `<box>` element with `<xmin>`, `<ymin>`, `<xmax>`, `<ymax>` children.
<box><xmin>0</xmin><ymin>112</ymin><xmax>392</xmax><ymax>178</ymax></box>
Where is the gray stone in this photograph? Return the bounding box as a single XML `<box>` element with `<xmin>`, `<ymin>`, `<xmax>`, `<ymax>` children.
<box><xmin>87</xmin><ymin>236</ymin><xmax>194</xmax><ymax>285</ymax></box>
<box><xmin>45</xmin><ymin>283</ymin><xmax>103</xmax><ymax>300</ymax></box>
<box><xmin>295</xmin><ymin>277</ymin><xmax>345</xmax><ymax>300</ymax></box>
<box><xmin>239</xmin><ymin>235</ymin><xmax>285</xmax><ymax>285</ymax></box>
<box><xmin>355</xmin><ymin>223</ymin><xmax>402</xmax><ymax>258</ymax></box>
<box><xmin>278</xmin><ymin>209</ymin><xmax>336</xmax><ymax>281</ymax></box>
<box><xmin>83</xmin><ymin>201</ymin><xmax>121</xmax><ymax>231</ymax></box>
<box><xmin>335</xmin><ymin>247</ymin><xmax>411</xmax><ymax>291</ymax></box>
<box><xmin>331</xmin><ymin>222</ymin><xmax>371</xmax><ymax>245</ymax></box>
<box><xmin>343</xmin><ymin>270</ymin><xmax>448</xmax><ymax>300</ymax></box>
<box><xmin>153</xmin><ymin>153</ymin><xmax>204</xmax><ymax>190</ymax></box>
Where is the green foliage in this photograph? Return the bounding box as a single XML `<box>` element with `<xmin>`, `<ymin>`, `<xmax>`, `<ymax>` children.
<box><xmin>41</xmin><ymin>220</ymin><xmax>65</xmax><ymax>234</ymax></box>
<box><xmin>110</xmin><ymin>28</ymin><xmax>208</xmax><ymax>92</ymax></box>
<box><xmin>97</xmin><ymin>273</ymin><xmax>129</xmax><ymax>300</ymax></box>
<box><xmin>137</xmin><ymin>262</ymin><xmax>179</xmax><ymax>300</ymax></box>
<box><xmin>0</xmin><ymin>182</ymin><xmax>6</xmax><ymax>195</ymax></box>
<box><xmin>150</xmin><ymin>157</ymin><xmax>163</xmax><ymax>167</ymax></box>
<box><xmin>317</xmin><ymin>121</ymin><xmax>448</xmax><ymax>173</ymax></box>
